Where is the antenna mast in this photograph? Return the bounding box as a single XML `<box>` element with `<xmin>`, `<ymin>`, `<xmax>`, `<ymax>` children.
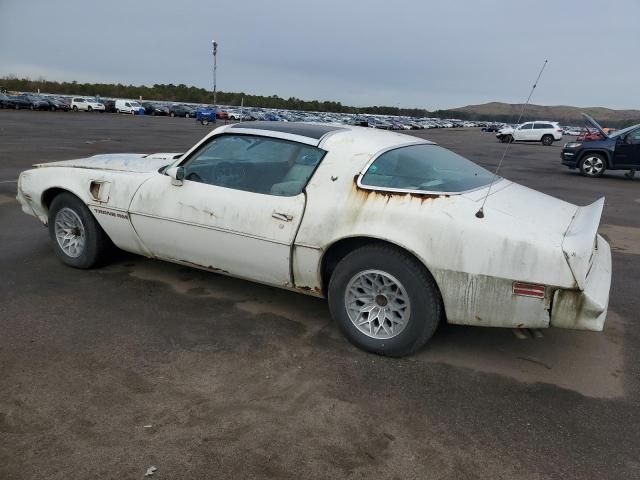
<box><xmin>475</xmin><ymin>59</ymin><xmax>548</xmax><ymax>219</ymax></box>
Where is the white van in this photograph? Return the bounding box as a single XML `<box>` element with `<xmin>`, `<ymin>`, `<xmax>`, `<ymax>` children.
<box><xmin>115</xmin><ymin>99</ymin><xmax>143</xmax><ymax>114</ymax></box>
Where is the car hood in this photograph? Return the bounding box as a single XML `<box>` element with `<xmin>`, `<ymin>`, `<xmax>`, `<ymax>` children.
<box><xmin>34</xmin><ymin>153</ymin><xmax>182</xmax><ymax>173</ymax></box>
<box><xmin>581</xmin><ymin>113</ymin><xmax>608</xmax><ymax>138</ymax></box>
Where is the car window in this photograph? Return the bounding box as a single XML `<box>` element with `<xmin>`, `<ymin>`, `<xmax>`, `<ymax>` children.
<box><xmin>627</xmin><ymin>129</ymin><xmax>640</xmax><ymax>144</ymax></box>
<box><xmin>518</xmin><ymin>123</ymin><xmax>533</xmax><ymax>130</ymax></box>
<box><xmin>182</xmin><ymin>135</ymin><xmax>325</xmax><ymax>197</ymax></box>
<box><xmin>534</xmin><ymin>123</ymin><xmax>553</xmax><ymax>129</ymax></box>
<box><xmin>360</xmin><ymin>144</ymin><xmax>496</xmax><ymax>193</ymax></box>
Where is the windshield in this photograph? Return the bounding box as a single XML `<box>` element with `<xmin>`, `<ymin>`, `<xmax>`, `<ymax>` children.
<box><xmin>129</xmin><ymin>101</ymin><xmax>141</xmax><ymax>107</ymax></box>
<box><xmin>609</xmin><ymin>124</ymin><xmax>640</xmax><ymax>139</ymax></box>
<box><xmin>361</xmin><ymin>144</ymin><xmax>496</xmax><ymax>193</ymax></box>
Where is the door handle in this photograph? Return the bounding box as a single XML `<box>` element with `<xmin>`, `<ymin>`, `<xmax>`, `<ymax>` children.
<box><xmin>272</xmin><ymin>212</ymin><xmax>293</xmax><ymax>222</ymax></box>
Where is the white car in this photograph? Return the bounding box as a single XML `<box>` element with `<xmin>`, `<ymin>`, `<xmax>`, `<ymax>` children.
<box><xmin>71</xmin><ymin>97</ymin><xmax>105</xmax><ymax>112</ymax></box>
<box><xmin>16</xmin><ymin>123</ymin><xmax>611</xmax><ymax>356</ymax></box>
<box><xmin>115</xmin><ymin>99</ymin><xmax>143</xmax><ymax>114</ymax></box>
<box><xmin>497</xmin><ymin>121</ymin><xmax>563</xmax><ymax>146</ymax></box>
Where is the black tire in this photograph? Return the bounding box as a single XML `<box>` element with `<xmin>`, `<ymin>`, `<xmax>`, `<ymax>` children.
<box><xmin>170</xmin><ymin>112</ymin><xmax>175</xmax><ymax>117</ymax></box>
<box><xmin>201</xmin><ymin>119</ymin><xmax>209</xmax><ymax>126</ymax></box>
<box><xmin>328</xmin><ymin>244</ymin><xmax>442</xmax><ymax>357</ymax></box>
<box><xmin>50</xmin><ymin>105</ymin><xmax>56</xmax><ymax>111</ymax></box>
<box><xmin>15</xmin><ymin>104</ymin><xmax>19</xmax><ymax>110</ymax></box>
<box><xmin>579</xmin><ymin>153</ymin><xmax>607</xmax><ymax>178</ymax></box>
<box><xmin>541</xmin><ymin>134</ymin><xmax>554</xmax><ymax>146</ymax></box>
<box><xmin>47</xmin><ymin>193</ymin><xmax>111</xmax><ymax>269</ymax></box>
<box><xmin>73</xmin><ymin>105</ymin><xmax>78</xmax><ymax>111</ymax></box>
<box><xmin>30</xmin><ymin>105</ymin><xmax>35</xmax><ymax>111</ymax></box>
<box><xmin>87</xmin><ymin>106</ymin><xmax>93</xmax><ymax>112</ymax></box>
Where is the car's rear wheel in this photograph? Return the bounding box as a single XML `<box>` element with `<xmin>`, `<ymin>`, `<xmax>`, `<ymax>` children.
<box><xmin>328</xmin><ymin>244</ymin><xmax>441</xmax><ymax>357</ymax></box>
<box><xmin>15</xmin><ymin>104</ymin><xmax>19</xmax><ymax>110</ymax></box>
<box><xmin>541</xmin><ymin>134</ymin><xmax>554</xmax><ymax>146</ymax></box>
<box><xmin>579</xmin><ymin>154</ymin><xmax>606</xmax><ymax>177</ymax></box>
<box><xmin>201</xmin><ymin>119</ymin><xmax>209</xmax><ymax>126</ymax></box>
<box><xmin>73</xmin><ymin>105</ymin><xmax>78</xmax><ymax>111</ymax></box>
<box><xmin>48</xmin><ymin>193</ymin><xmax>110</xmax><ymax>269</ymax></box>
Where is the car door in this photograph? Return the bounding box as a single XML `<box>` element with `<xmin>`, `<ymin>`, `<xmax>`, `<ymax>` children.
<box><xmin>128</xmin><ymin>133</ymin><xmax>324</xmax><ymax>286</ymax></box>
<box><xmin>612</xmin><ymin>128</ymin><xmax>640</xmax><ymax>168</ymax></box>
<box><xmin>514</xmin><ymin>123</ymin><xmax>532</xmax><ymax>141</ymax></box>
<box><xmin>532</xmin><ymin>123</ymin><xmax>547</xmax><ymax>141</ymax></box>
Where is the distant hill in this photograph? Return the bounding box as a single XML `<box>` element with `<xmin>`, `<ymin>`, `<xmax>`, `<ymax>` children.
<box><xmin>438</xmin><ymin>102</ymin><xmax>640</xmax><ymax>127</ymax></box>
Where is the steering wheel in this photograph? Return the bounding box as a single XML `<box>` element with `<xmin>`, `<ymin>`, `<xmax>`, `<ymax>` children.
<box><xmin>213</xmin><ymin>162</ymin><xmax>246</xmax><ymax>185</ymax></box>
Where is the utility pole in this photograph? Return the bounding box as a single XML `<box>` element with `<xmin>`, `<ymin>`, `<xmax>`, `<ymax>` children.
<box><xmin>212</xmin><ymin>40</ymin><xmax>218</xmax><ymax>106</ymax></box>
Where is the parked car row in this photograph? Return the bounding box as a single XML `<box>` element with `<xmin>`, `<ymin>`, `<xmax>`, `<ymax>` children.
<box><xmin>2</xmin><ymin>91</ymin><xmax>510</xmax><ymax>130</ymax></box>
<box><xmin>0</xmin><ymin>93</ymin><xmax>71</xmax><ymax>111</ymax></box>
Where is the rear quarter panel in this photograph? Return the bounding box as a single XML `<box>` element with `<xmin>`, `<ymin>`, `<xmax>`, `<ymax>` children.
<box><xmin>295</xmin><ymin>136</ymin><xmax>577</xmax><ymax>328</ymax></box>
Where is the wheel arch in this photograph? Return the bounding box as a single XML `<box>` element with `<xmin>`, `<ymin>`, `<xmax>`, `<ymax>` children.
<box><xmin>319</xmin><ymin>235</ymin><xmax>447</xmax><ymax>320</ymax></box>
<box><xmin>41</xmin><ymin>186</ymin><xmax>73</xmax><ymax>212</ymax></box>
<box><xmin>577</xmin><ymin>148</ymin><xmax>611</xmax><ymax>167</ymax></box>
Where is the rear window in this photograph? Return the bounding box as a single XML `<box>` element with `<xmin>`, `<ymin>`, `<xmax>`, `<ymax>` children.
<box><xmin>360</xmin><ymin>144</ymin><xmax>496</xmax><ymax>193</ymax></box>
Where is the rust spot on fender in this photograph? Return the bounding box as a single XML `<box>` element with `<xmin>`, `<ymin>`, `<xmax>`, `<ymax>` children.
<box><xmin>294</xmin><ymin>285</ymin><xmax>322</xmax><ymax>296</ymax></box>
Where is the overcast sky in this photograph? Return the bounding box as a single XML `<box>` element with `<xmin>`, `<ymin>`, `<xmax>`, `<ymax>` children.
<box><xmin>1</xmin><ymin>0</ymin><xmax>638</xmax><ymax>110</ymax></box>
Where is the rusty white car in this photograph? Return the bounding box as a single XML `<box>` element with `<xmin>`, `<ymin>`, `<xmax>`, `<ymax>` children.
<box><xmin>16</xmin><ymin>122</ymin><xmax>612</xmax><ymax>356</ymax></box>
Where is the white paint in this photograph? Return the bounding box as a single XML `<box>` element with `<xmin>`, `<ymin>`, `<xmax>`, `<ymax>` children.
<box><xmin>16</xmin><ymin>125</ymin><xmax>612</xmax><ymax>334</ymax></box>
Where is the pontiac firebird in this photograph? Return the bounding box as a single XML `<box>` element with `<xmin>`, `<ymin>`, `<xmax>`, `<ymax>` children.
<box><xmin>16</xmin><ymin>122</ymin><xmax>612</xmax><ymax>356</ymax></box>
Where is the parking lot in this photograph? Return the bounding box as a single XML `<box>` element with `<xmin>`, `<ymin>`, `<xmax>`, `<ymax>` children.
<box><xmin>1</xmin><ymin>111</ymin><xmax>639</xmax><ymax>479</ymax></box>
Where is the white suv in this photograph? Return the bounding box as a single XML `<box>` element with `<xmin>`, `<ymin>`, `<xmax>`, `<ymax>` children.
<box><xmin>71</xmin><ymin>97</ymin><xmax>105</xmax><ymax>112</ymax></box>
<box><xmin>497</xmin><ymin>121</ymin><xmax>563</xmax><ymax>146</ymax></box>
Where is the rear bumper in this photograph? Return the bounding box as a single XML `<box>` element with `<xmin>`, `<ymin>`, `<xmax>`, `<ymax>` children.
<box><xmin>550</xmin><ymin>235</ymin><xmax>611</xmax><ymax>331</ymax></box>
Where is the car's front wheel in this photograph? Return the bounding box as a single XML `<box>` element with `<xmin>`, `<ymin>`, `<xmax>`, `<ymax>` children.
<box><xmin>48</xmin><ymin>193</ymin><xmax>111</xmax><ymax>269</ymax></box>
<box><xmin>328</xmin><ymin>244</ymin><xmax>441</xmax><ymax>357</ymax></box>
<box><xmin>579</xmin><ymin>153</ymin><xmax>606</xmax><ymax>177</ymax></box>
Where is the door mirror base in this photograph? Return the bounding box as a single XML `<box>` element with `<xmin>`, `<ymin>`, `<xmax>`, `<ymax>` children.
<box><xmin>166</xmin><ymin>166</ymin><xmax>185</xmax><ymax>186</ymax></box>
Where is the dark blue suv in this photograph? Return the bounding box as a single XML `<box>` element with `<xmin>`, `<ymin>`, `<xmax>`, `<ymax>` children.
<box><xmin>561</xmin><ymin>114</ymin><xmax>640</xmax><ymax>177</ymax></box>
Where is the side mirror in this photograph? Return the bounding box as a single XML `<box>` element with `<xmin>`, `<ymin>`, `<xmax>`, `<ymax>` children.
<box><xmin>166</xmin><ymin>166</ymin><xmax>185</xmax><ymax>186</ymax></box>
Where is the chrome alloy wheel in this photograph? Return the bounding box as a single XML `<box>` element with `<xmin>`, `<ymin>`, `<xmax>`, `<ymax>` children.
<box><xmin>54</xmin><ymin>207</ymin><xmax>86</xmax><ymax>258</ymax></box>
<box><xmin>344</xmin><ymin>269</ymin><xmax>411</xmax><ymax>339</ymax></box>
<box><xmin>582</xmin><ymin>156</ymin><xmax>604</xmax><ymax>176</ymax></box>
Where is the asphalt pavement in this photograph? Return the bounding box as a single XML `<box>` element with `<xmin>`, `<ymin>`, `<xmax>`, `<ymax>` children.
<box><xmin>1</xmin><ymin>111</ymin><xmax>639</xmax><ymax>479</ymax></box>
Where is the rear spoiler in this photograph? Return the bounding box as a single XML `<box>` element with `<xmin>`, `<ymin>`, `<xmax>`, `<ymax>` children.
<box><xmin>562</xmin><ymin>198</ymin><xmax>605</xmax><ymax>290</ymax></box>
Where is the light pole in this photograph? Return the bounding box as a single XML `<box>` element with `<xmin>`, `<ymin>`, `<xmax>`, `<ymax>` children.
<box><xmin>211</xmin><ymin>40</ymin><xmax>218</xmax><ymax>106</ymax></box>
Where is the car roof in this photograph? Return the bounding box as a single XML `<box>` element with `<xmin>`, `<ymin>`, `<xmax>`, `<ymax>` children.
<box><xmin>228</xmin><ymin>121</ymin><xmax>346</xmax><ymax>140</ymax></box>
<box><xmin>215</xmin><ymin>122</ymin><xmax>433</xmax><ymax>152</ymax></box>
